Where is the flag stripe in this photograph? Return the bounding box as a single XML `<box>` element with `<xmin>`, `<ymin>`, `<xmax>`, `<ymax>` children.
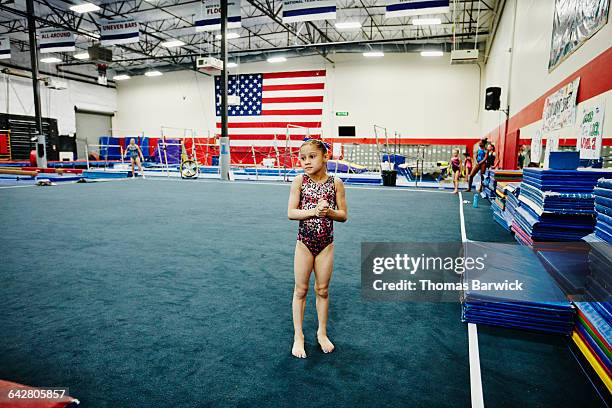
<box><xmin>263</xmin><ymin>70</ymin><xmax>326</xmax><ymax>79</ymax></box>
<box><xmin>220</xmin><ymin>134</ymin><xmax>318</xmax><ymax>140</ymax></box>
<box><xmin>216</xmin><ymin>122</ymin><xmax>321</xmax><ymax>128</ymax></box>
<box><xmin>261</xmin><ymin>109</ymin><xmax>322</xmax><ymax>116</ymax></box>
<box><xmin>262</xmin><ymin>96</ymin><xmax>324</xmax><ymax>103</ymax></box>
<box><xmin>262</xmin><ymin>89</ymin><xmax>325</xmax><ymax>98</ymax></box>
<box><xmin>217</xmin><ymin>115</ymin><xmax>322</xmax><ymax>123</ymax></box>
<box><xmin>262</xmin><ymin>83</ymin><xmax>325</xmax><ymax>91</ymax></box>
<box><xmin>262</xmin><ymin>76</ymin><xmax>326</xmax><ymax>86</ymax></box>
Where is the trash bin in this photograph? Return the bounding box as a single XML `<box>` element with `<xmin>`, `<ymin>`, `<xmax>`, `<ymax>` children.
<box><xmin>381</xmin><ymin>170</ymin><xmax>397</xmax><ymax>186</ymax></box>
<box><xmin>211</xmin><ymin>155</ymin><xmax>219</xmax><ymax>166</ymax></box>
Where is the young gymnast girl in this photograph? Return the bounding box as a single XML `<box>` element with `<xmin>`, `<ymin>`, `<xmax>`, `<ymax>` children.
<box><xmin>287</xmin><ymin>139</ymin><xmax>348</xmax><ymax>359</ymax></box>
<box><xmin>124</xmin><ymin>138</ymin><xmax>145</xmax><ymax>178</ymax></box>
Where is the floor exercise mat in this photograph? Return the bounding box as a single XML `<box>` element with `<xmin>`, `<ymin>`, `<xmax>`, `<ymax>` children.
<box><xmin>461</xmin><ymin>242</ymin><xmax>574</xmax><ymax>335</ymax></box>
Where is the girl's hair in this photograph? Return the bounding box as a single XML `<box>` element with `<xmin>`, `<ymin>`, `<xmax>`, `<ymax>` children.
<box><xmin>463</xmin><ymin>152</ymin><xmax>470</xmax><ymax>158</ymax></box>
<box><xmin>489</xmin><ymin>144</ymin><xmax>495</xmax><ymax>151</ymax></box>
<box><xmin>300</xmin><ymin>139</ymin><xmax>328</xmax><ymax>155</ymax></box>
<box><xmin>453</xmin><ymin>149</ymin><xmax>459</xmax><ymax>155</ymax></box>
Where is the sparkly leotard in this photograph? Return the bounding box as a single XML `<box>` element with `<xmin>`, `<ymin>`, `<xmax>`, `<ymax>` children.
<box><xmin>298</xmin><ymin>174</ymin><xmax>336</xmax><ymax>256</ymax></box>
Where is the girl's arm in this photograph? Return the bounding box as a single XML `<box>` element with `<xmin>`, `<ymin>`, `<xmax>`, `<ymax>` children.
<box><xmin>137</xmin><ymin>145</ymin><xmax>145</xmax><ymax>160</ymax></box>
<box><xmin>327</xmin><ymin>178</ymin><xmax>348</xmax><ymax>222</ymax></box>
<box><xmin>287</xmin><ymin>175</ymin><xmax>316</xmax><ymax>220</ymax></box>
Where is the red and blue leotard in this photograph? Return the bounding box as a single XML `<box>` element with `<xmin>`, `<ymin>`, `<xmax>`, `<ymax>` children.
<box><xmin>298</xmin><ymin>174</ymin><xmax>336</xmax><ymax>256</ymax></box>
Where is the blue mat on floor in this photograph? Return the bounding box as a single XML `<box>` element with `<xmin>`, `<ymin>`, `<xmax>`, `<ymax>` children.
<box><xmin>461</xmin><ymin>242</ymin><xmax>574</xmax><ymax>335</ymax></box>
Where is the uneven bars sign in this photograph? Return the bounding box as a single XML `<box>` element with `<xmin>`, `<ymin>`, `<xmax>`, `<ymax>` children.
<box><xmin>282</xmin><ymin>0</ymin><xmax>337</xmax><ymax>23</ymax></box>
<box><xmin>0</xmin><ymin>37</ymin><xmax>10</xmax><ymax>60</ymax></box>
<box><xmin>385</xmin><ymin>0</ymin><xmax>450</xmax><ymax>18</ymax></box>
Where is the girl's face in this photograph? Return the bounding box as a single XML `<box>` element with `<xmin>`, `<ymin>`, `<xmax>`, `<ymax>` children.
<box><xmin>299</xmin><ymin>144</ymin><xmax>326</xmax><ymax>175</ymax></box>
<box><xmin>487</xmin><ymin>144</ymin><xmax>493</xmax><ymax>152</ymax></box>
<box><xmin>130</xmin><ymin>138</ymin><xmax>135</xmax><ymax>145</ymax></box>
<box><xmin>453</xmin><ymin>150</ymin><xmax>459</xmax><ymax>157</ymax></box>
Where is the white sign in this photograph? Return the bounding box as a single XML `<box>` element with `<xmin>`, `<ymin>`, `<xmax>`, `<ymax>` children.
<box><xmin>385</xmin><ymin>0</ymin><xmax>450</xmax><ymax>18</ymax></box>
<box><xmin>542</xmin><ymin>77</ymin><xmax>580</xmax><ymax>132</ymax></box>
<box><xmin>282</xmin><ymin>0</ymin><xmax>336</xmax><ymax>23</ymax></box>
<box><xmin>196</xmin><ymin>0</ymin><xmax>241</xmax><ymax>32</ymax></box>
<box><xmin>0</xmin><ymin>37</ymin><xmax>10</xmax><ymax>60</ymax></box>
<box><xmin>39</xmin><ymin>28</ymin><xmax>75</xmax><ymax>53</ymax></box>
<box><xmin>543</xmin><ymin>135</ymin><xmax>560</xmax><ymax>169</ymax></box>
<box><xmin>577</xmin><ymin>101</ymin><xmax>606</xmax><ymax>160</ymax></box>
<box><xmin>531</xmin><ymin>128</ymin><xmax>542</xmax><ymax>164</ymax></box>
<box><xmin>100</xmin><ymin>18</ymin><xmax>140</xmax><ymax>46</ymax></box>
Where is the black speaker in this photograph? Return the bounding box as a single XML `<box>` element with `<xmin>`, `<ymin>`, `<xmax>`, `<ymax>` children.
<box><xmin>485</xmin><ymin>87</ymin><xmax>501</xmax><ymax>111</ymax></box>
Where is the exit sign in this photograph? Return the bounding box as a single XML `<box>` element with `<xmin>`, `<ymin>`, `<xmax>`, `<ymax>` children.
<box><xmin>335</xmin><ymin>111</ymin><xmax>349</xmax><ymax>116</ymax></box>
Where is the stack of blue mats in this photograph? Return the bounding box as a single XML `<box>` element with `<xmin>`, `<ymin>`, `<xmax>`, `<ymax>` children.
<box><xmin>594</xmin><ymin>178</ymin><xmax>612</xmax><ymax>242</ymax></box>
<box><xmin>461</xmin><ymin>243</ymin><xmax>575</xmax><ymax>335</ymax></box>
<box><xmin>483</xmin><ymin>169</ymin><xmax>496</xmax><ymax>200</ymax></box>
<box><xmin>512</xmin><ymin>168</ymin><xmax>612</xmax><ymax>245</ymax></box>
<box><xmin>502</xmin><ymin>183</ymin><xmax>520</xmax><ymax>229</ymax></box>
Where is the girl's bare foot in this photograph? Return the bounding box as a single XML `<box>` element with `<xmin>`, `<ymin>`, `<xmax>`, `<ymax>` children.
<box><xmin>452</xmin><ymin>190</ymin><xmax>458</xmax><ymax>194</ymax></box>
<box><xmin>317</xmin><ymin>332</ymin><xmax>335</xmax><ymax>354</ymax></box>
<box><xmin>292</xmin><ymin>334</ymin><xmax>306</xmax><ymax>358</ymax></box>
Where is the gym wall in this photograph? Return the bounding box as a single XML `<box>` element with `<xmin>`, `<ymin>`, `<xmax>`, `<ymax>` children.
<box><xmin>113</xmin><ymin>53</ymin><xmax>481</xmax><ymax>141</ymax></box>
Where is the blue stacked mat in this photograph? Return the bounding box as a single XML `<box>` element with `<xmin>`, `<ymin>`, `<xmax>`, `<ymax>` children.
<box><xmin>512</xmin><ymin>168</ymin><xmax>612</xmax><ymax>245</ymax></box>
<box><xmin>503</xmin><ymin>183</ymin><xmax>520</xmax><ymax>229</ymax></box>
<box><xmin>594</xmin><ymin>178</ymin><xmax>612</xmax><ymax>242</ymax></box>
<box><xmin>461</xmin><ymin>243</ymin><xmax>575</xmax><ymax>335</ymax></box>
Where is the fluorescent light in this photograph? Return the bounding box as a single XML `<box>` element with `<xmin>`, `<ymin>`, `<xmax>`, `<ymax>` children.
<box><xmin>215</xmin><ymin>32</ymin><xmax>240</xmax><ymax>40</ymax></box>
<box><xmin>69</xmin><ymin>2</ymin><xmax>101</xmax><ymax>13</ymax></box>
<box><xmin>226</xmin><ymin>62</ymin><xmax>238</xmax><ymax>68</ymax></box>
<box><xmin>335</xmin><ymin>21</ymin><xmax>362</xmax><ymax>29</ymax></box>
<box><xmin>113</xmin><ymin>74</ymin><xmax>131</xmax><ymax>81</ymax></box>
<box><xmin>363</xmin><ymin>51</ymin><xmax>384</xmax><ymax>57</ymax></box>
<box><xmin>412</xmin><ymin>18</ymin><xmax>441</xmax><ymax>25</ymax></box>
<box><xmin>144</xmin><ymin>70</ymin><xmax>163</xmax><ymax>77</ymax></box>
<box><xmin>73</xmin><ymin>52</ymin><xmax>89</xmax><ymax>60</ymax></box>
<box><xmin>421</xmin><ymin>50</ymin><xmax>443</xmax><ymax>57</ymax></box>
<box><xmin>161</xmin><ymin>40</ymin><xmax>185</xmax><ymax>48</ymax></box>
<box><xmin>267</xmin><ymin>56</ymin><xmax>286</xmax><ymax>63</ymax></box>
<box><xmin>40</xmin><ymin>57</ymin><xmax>62</xmax><ymax>63</ymax></box>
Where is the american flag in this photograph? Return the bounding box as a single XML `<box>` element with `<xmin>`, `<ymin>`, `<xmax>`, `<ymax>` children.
<box><xmin>214</xmin><ymin>70</ymin><xmax>326</xmax><ymax>149</ymax></box>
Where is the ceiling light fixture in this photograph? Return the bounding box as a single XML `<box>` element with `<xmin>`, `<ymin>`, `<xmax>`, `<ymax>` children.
<box><xmin>161</xmin><ymin>40</ymin><xmax>185</xmax><ymax>48</ymax></box>
<box><xmin>40</xmin><ymin>57</ymin><xmax>62</xmax><ymax>63</ymax></box>
<box><xmin>420</xmin><ymin>50</ymin><xmax>443</xmax><ymax>57</ymax></box>
<box><xmin>73</xmin><ymin>52</ymin><xmax>90</xmax><ymax>60</ymax></box>
<box><xmin>144</xmin><ymin>70</ymin><xmax>163</xmax><ymax>77</ymax></box>
<box><xmin>267</xmin><ymin>56</ymin><xmax>287</xmax><ymax>63</ymax></box>
<box><xmin>363</xmin><ymin>51</ymin><xmax>384</xmax><ymax>57</ymax></box>
<box><xmin>215</xmin><ymin>32</ymin><xmax>241</xmax><ymax>40</ymax></box>
<box><xmin>335</xmin><ymin>22</ymin><xmax>362</xmax><ymax>29</ymax></box>
<box><xmin>412</xmin><ymin>18</ymin><xmax>442</xmax><ymax>25</ymax></box>
<box><xmin>113</xmin><ymin>74</ymin><xmax>131</xmax><ymax>81</ymax></box>
<box><xmin>69</xmin><ymin>2</ymin><xmax>101</xmax><ymax>13</ymax></box>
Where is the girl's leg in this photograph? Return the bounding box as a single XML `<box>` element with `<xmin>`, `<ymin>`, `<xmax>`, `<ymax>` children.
<box><xmin>478</xmin><ymin>165</ymin><xmax>486</xmax><ymax>192</ymax></box>
<box><xmin>453</xmin><ymin>170</ymin><xmax>459</xmax><ymax>193</ymax></box>
<box><xmin>313</xmin><ymin>243</ymin><xmax>335</xmax><ymax>353</ymax></box>
<box><xmin>135</xmin><ymin>157</ymin><xmax>144</xmax><ymax>177</ymax></box>
<box><xmin>131</xmin><ymin>158</ymin><xmax>135</xmax><ymax>177</ymax></box>
<box><xmin>292</xmin><ymin>241</ymin><xmax>314</xmax><ymax>358</ymax></box>
<box><xmin>465</xmin><ymin>165</ymin><xmax>478</xmax><ymax>191</ymax></box>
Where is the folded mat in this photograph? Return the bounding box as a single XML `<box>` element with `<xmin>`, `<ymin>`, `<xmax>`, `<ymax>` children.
<box><xmin>462</xmin><ymin>242</ymin><xmax>574</xmax><ymax>334</ymax></box>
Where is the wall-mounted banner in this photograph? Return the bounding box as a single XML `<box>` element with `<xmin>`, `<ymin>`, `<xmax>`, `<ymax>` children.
<box><xmin>577</xmin><ymin>101</ymin><xmax>606</xmax><ymax>160</ymax></box>
<box><xmin>100</xmin><ymin>18</ymin><xmax>140</xmax><ymax>46</ymax></box>
<box><xmin>385</xmin><ymin>0</ymin><xmax>450</xmax><ymax>18</ymax></box>
<box><xmin>0</xmin><ymin>37</ymin><xmax>10</xmax><ymax>60</ymax></box>
<box><xmin>544</xmin><ymin>135</ymin><xmax>560</xmax><ymax>169</ymax></box>
<box><xmin>531</xmin><ymin>128</ymin><xmax>542</xmax><ymax>164</ymax></box>
<box><xmin>195</xmin><ymin>0</ymin><xmax>241</xmax><ymax>32</ymax></box>
<box><xmin>542</xmin><ymin>77</ymin><xmax>580</xmax><ymax>132</ymax></box>
<box><xmin>548</xmin><ymin>0</ymin><xmax>610</xmax><ymax>71</ymax></box>
<box><xmin>282</xmin><ymin>0</ymin><xmax>336</xmax><ymax>23</ymax></box>
<box><xmin>39</xmin><ymin>28</ymin><xmax>75</xmax><ymax>53</ymax></box>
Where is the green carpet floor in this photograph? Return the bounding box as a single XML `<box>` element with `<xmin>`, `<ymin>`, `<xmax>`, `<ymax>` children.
<box><xmin>0</xmin><ymin>180</ymin><xmax>603</xmax><ymax>407</ymax></box>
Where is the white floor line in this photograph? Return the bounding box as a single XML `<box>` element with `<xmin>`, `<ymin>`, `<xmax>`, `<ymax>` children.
<box><xmin>459</xmin><ymin>191</ymin><xmax>484</xmax><ymax>408</ymax></box>
<box><xmin>0</xmin><ymin>184</ymin><xmax>37</xmax><ymax>189</ymax></box>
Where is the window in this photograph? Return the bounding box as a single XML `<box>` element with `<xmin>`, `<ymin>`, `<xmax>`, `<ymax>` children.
<box><xmin>338</xmin><ymin>126</ymin><xmax>356</xmax><ymax>137</ymax></box>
